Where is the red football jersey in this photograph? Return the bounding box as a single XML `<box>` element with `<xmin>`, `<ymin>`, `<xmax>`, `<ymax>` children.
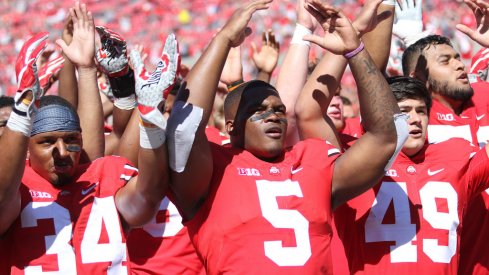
<box><xmin>341</xmin><ymin>116</ymin><xmax>364</xmax><ymax>138</ymax></box>
<box><xmin>185</xmin><ymin>139</ymin><xmax>341</xmax><ymax>274</ymax></box>
<box><xmin>426</xmin><ymin>83</ymin><xmax>489</xmax><ymax>274</ymax></box>
<box><xmin>334</xmin><ymin>138</ymin><xmax>489</xmax><ymax>274</ymax></box>
<box><xmin>127</xmin><ymin>197</ymin><xmax>205</xmax><ymax>275</ymax></box>
<box><xmin>2</xmin><ymin>156</ymin><xmax>138</xmax><ymax>274</ymax></box>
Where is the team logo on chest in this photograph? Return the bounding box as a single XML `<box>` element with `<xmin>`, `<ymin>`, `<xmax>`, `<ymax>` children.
<box><xmin>237</xmin><ymin>168</ymin><xmax>261</xmax><ymax>177</ymax></box>
<box><xmin>269</xmin><ymin>166</ymin><xmax>280</xmax><ymax>175</ymax></box>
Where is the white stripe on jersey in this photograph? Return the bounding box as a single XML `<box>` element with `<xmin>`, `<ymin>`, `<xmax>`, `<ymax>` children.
<box><xmin>328</xmin><ymin>148</ymin><xmax>341</xmax><ymax>156</ymax></box>
<box><xmin>124</xmin><ymin>164</ymin><xmax>138</xmax><ymax>172</ymax></box>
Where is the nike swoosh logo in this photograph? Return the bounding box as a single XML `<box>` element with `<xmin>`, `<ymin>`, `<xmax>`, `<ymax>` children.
<box><xmin>81</xmin><ymin>182</ymin><xmax>98</xmax><ymax>196</ymax></box>
<box><xmin>427</xmin><ymin>168</ymin><xmax>444</xmax><ymax>176</ymax></box>
<box><xmin>291</xmin><ymin>167</ymin><xmax>303</xmax><ymax>175</ymax></box>
<box><xmin>477</xmin><ymin>114</ymin><xmax>485</xmax><ymax>120</ymax></box>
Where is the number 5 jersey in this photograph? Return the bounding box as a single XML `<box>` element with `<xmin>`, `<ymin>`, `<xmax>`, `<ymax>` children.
<box><xmin>185</xmin><ymin>139</ymin><xmax>341</xmax><ymax>274</ymax></box>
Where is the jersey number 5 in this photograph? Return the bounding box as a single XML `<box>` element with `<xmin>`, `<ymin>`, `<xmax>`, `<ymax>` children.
<box><xmin>256</xmin><ymin>179</ymin><xmax>312</xmax><ymax>266</ymax></box>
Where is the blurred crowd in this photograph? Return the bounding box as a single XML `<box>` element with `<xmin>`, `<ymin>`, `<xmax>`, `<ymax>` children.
<box><xmin>0</xmin><ymin>0</ymin><xmax>480</xmax><ymax>96</ymax></box>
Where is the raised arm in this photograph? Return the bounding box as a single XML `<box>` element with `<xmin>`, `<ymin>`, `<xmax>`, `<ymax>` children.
<box><xmin>296</xmin><ymin>0</ymin><xmax>391</xmax><ymax>147</ymax></box>
<box><xmin>115</xmin><ymin>34</ymin><xmax>179</xmax><ymax>228</ymax></box>
<box><xmin>362</xmin><ymin>0</ymin><xmax>395</xmax><ymax>72</ymax></box>
<box><xmin>56</xmin><ymin>2</ymin><xmax>104</xmax><ymax>161</ymax></box>
<box><xmin>57</xmin><ymin>14</ymin><xmax>79</xmax><ymax>107</ymax></box>
<box><xmin>301</xmin><ymin>0</ymin><xmax>407</xmax><ymax>209</ymax></box>
<box><xmin>167</xmin><ymin>0</ymin><xmax>273</xmax><ymax>220</ymax></box>
<box><xmin>275</xmin><ymin>0</ymin><xmax>317</xmax><ymax>146</ymax></box>
<box><xmin>94</xmin><ymin>26</ymin><xmax>137</xmax><ymax>155</ymax></box>
<box><xmin>0</xmin><ymin>33</ymin><xmax>48</xmax><ymax>234</ymax></box>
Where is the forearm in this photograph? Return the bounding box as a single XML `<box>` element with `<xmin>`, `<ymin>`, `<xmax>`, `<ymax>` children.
<box><xmin>348</xmin><ymin>49</ymin><xmax>399</xmax><ymax>139</ymax></box>
<box><xmin>0</xmin><ymin>128</ymin><xmax>28</xmax><ymax>233</ymax></box>
<box><xmin>296</xmin><ymin>51</ymin><xmax>347</xmax><ymax>147</ymax></box>
<box><xmin>362</xmin><ymin>4</ymin><xmax>395</xmax><ymax>72</ymax></box>
<box><xmin>115</xmin><ymin>109</ymin><xmax>140</xmax><ymax>165</ymax></box>
<box><xmin>57</xmin><ymin>53</ymin><xmax>78</xmax><ymax>107</ymax></box>
<box><xmin>116</xmin><ymin>145</ymin><xmax>168</xmax><ymax>227</ymax></box>
<box><xmin>183</xmin><ymin>34</ymin><xmax>231</xmax><ymax>126</ymax></box>
<box><xmin>78</xmin><ymin>66</ymin><xmax>105</xmax><ymax>160</ymax></box>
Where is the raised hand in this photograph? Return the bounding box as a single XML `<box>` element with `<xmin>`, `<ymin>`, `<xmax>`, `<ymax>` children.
<box><xmin>131</xmin><ymin>34</ymin><xmax>180</xmax><ymax>129</ymax></box>
<box><xmin>218</xmin><ymin>0</ymin><xmax>273</xmax><ymax>47</ymax></box>
<box><xmin>95</xmin><ymin>25</ymin><xmax>129</xmax><ymax>76</ymax></box>
<box><xmin>251</xmin><ymin>30</ymin><xmax>280</xmax><ymax>74</ymax></box>
<box><xmin>392</xmin><ymin>0</ymin><xmax>430</xmax><ymax>46</ymax></box>
<box><xmin>457</xmin><ymin>0</ymin><xmax>489</xmax><ymax>48</ymax></box>
<box><xmin>15</xmin><ymin>32</ymin><xmax>49</xmax><ymax>116</ymax></box>
<box><xmin>297</xmin><ymin>0</ymin><xmax>318</xmax><ymax>31</ymax></box>
<box><xmin>55</xmin><ymin>1</ymin><xmax>95</xmax><ymax>68</ymax></box>
<box><xmin>39</xmin><ymin>55</ymin><xmax>65</xmax><ymax>94</ymax></box>
<box><xmin>352</xmin><ymin>0</ymin><xmax>392</xmax><ymax>37</ymax></box>
<box><xmin>303</xmin><ymin>0</ymin><xmax>360</xmax><ymax>55</ymax></box>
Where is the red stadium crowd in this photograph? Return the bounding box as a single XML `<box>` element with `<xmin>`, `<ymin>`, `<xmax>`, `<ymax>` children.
<box><xmin>3</xmin><ymin>0</ymin><xmax>489</xmax><ymax>274</ymax></box>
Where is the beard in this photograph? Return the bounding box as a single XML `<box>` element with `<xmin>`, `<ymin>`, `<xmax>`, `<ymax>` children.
<box><xmin>428</xmin><ymin>78</ymin><xmax>474</xmax><ymax>102</ymax></box>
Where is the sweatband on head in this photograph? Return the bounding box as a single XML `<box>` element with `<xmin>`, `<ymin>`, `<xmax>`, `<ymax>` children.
<box><xmin>31</xmin><ymin>105</ymin><xmax>81</xmax><ymax>136</ymax></box>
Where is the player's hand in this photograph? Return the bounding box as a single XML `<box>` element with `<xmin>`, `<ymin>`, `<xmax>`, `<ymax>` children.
<box><xmin>131</xmin><ymin>34</ymin><xmax>180</xmax><ymax>129</ymax></box>
<box><xmin>14</xmin><ymin>32</ymin><xmax>49</xmax><ymax>116</ymax></box>
<box><xmin>218</xmin><ymin>0</ymin><xmax>273</xmax><ymax>48</ymax></box>
<box><xmin>303</xmin><ymin>0</ymin><xmax>360</xmax><ymax>55</ymax></box>
<box><xmin>39</xmin><ymin>55</ymin><xmax>65</xmax><ymax>94</ymax></box>
<box><xmin>392</xmin><ymin>0</ymin><xmax>431</xmax><ymax>46</ymax></box>
<box><xmin>297</xmin><ymin>0</ymin><xmax>318</xmax><ymax>32</ymax></box>
<box><xmin>251</xmin><ymin>30</ymin><xmax>280</xmax><ymax>74</ymax></box>
<box><xmin>352</xmin><ymin>0</ymin><xmax>392</xmax><ymax>37</ymax></box>
<box><xmin>95</xmin><ymin>25</ymin><xmax>129</xmax><ymax>76</ymax></box>
<box><xmin>61</xmin><ymin>14</ymin><xmax>74</xmax><ymax>46</ymax></box>
<box><xmin>457</xmin><ymin>0</ymin><xmax>489</xmax><ymax>48</ymax></box>
<box><xmin>55</xmin><ymin>1</ymin><xmax>95</xmax><ymax>68</ymax></box>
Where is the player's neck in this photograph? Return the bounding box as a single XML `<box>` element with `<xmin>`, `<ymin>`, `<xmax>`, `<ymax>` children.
<box><xmin>432</xmin><ymin>93</ymin><xmax>465</xmax><ymax>116</ymax></box>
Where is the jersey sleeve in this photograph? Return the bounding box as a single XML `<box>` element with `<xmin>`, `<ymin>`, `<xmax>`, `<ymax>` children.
<box><xmin>466</xmin><ymin>147</ymin><xmax>489</xmax><ymax>199</ymax></box>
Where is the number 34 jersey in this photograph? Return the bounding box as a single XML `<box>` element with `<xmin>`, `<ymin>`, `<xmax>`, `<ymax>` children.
<box><xmin>185</xmin><ymin>139</ymin><xmax>341</xmax><ymax>274</ymax></box>
<box><xmin>334</xmin><ymin>138</ymin><xmax>489</xmax><ymax>274</ymax></box>
<box><xmin>2</xmin><ymin>156</ymin><xmax>138</xmax><ymax>274</ymax></box>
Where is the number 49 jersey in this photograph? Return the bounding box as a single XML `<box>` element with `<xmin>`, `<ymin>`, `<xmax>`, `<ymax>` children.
<box><xmin>2</xmin><ymin>156</ymin><xmax>138</xmax><ymax>274</ymax></box>
<box><xmin>334</xmin><ymin>138</ymin><xmax>489</xmax><ymax>274</ymax></box>
<box><xmin>185</xmin><ymin>139</ymin><xmax>341</xmax><ymax>274</ymax></box>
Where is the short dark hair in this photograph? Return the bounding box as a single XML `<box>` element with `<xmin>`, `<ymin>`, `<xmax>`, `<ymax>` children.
<box><xmin>402</xmin><ymin>35</ymin><xmax>452</xmax><ymax>77</ymax></box>
<box><xmin>387</xmin><ymin>76</ymin><xmax>432</xmax><ymax>113</ymax></box>
<box><xmin>0</xmin><ymin>96</ymin><xmax>14</xmax><ymax>109</ymax></box>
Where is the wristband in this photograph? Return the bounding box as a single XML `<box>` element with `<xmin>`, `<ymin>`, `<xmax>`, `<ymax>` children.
<box><xmin>108</xmin><ymin>68</ymin><xmax>136</xmax><ymax>98</ymax></box>
<box><xmin>382</xmin><ymin>0</ymin><xmax>395</xmax><ymax>5</ymax></box>
<box><xmin>7</xmin><ymin>108</ymin><xmax>32</xmax><ymax>136</ymax></box>
<box><xmin>114</xmin><ymin>94</ymin><xmax>137</xmax><ymax>110</ymax></box>
<box><xmin>344</xmin><ymin>42</ymin><xmax>365</xmax><ymax>59</ymax></box>
<box><xmin>291</xmin><ymin>23</ymin><xmax>312</xmax><ymax>46</ymax></box>
<box><xmin>139</xmin><ymin>124</ymin><xmax>166</xmax><ymax>149</ymax></box>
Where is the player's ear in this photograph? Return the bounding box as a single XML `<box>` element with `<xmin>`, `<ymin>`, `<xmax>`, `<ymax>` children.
<box><xmin>225</xmin><ymin>119</ymin><xmax>236</xmax><ymax>136</ymax></box>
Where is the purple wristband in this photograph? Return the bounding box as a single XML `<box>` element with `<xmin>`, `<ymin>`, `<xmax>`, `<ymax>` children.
<box><xmin>344</xmin><ymin>42</ymin><xmax>365</xmax><ymax>59</ymax></box>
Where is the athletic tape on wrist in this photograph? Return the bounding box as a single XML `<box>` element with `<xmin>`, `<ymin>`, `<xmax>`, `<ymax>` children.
<box><xmin>291</xmin><ymin>23</ymin><xmax>312</xmax><ymax>46</ymax></box>
<box><xmin>6</xmin><ymin>110</ymin><xmax>32</xmax><ymax>136</ymax></box>
<box><xmin>385</xmin><ymin>113</ymin><xmax>409</xmax><ymax>170</ymax></box>
<box><xmin>140</xmin><ymin>124</ymin><xmax>166</xmax><ymax>149</ymax></box>
<box><xmin>344</xmin><ymin>42</ymin><xmax>365</xmax><ymax>59</ymax></box>
<box><xmin>167</xmin><ymin>100</ymin><xmax>203</xmax><ymax>173</ymax></box>
<box><xmin>114</xmin><ymin>94</ymin><xmax>137</xmax><ymax>110</ymax></box>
